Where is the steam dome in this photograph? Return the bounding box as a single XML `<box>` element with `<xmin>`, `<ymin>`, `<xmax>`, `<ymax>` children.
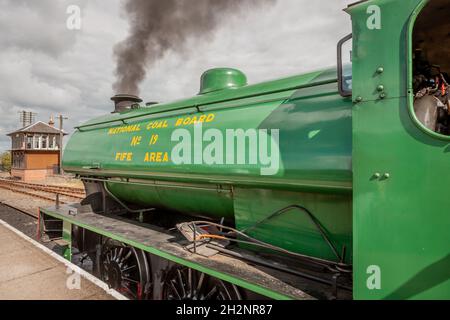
<box><xmin>199</xmin><ymin>68</ymin><xmax>247</xmax><ymax>95</ymax></box>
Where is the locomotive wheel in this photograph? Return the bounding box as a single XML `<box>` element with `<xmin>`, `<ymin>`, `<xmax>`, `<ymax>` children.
<box><xmin>100</xmin><ymin>238</ymin><xmax>151</xmax><ymax>299</ymax></box>
<box><xmin>162</xmin><ymin>266</ymin><xmax>242</xmax><ymax>300</ymax></box>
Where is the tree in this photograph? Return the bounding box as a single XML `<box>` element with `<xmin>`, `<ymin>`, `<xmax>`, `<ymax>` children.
<box><xmin>1</xmin><ymin>152</ymin><xmax>11</xmax><ymax>172</ymax></box>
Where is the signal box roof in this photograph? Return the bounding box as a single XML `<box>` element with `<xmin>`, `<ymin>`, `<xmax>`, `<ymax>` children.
<box><xmin>7</xmin><ymin>121</ymin><xmax>67</xmax><ymax>136</ymax></box>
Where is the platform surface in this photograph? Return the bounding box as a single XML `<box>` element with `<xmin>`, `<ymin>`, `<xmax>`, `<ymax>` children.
<box><xmin>0</xmin><ymin>222</ymin><xmax>114</xmax><ymax>300</ymax></box>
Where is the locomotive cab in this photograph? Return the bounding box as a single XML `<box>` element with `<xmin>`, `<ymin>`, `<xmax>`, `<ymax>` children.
<box><xmin>412</xmin><ymin>0</ymin><xmax>450</xmax><ymax>136</ymax></box>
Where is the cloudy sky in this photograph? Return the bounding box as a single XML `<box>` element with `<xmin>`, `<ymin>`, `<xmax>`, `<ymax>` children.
<box><xmin>0</xmin><ymin>0</ymin><xmax>352</xmax><ymax>152</ymax></box>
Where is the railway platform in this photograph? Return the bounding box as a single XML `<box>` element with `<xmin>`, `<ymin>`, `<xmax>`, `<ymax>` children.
<box><xmin>0</xmin><ymin>219</ymin><xmax>123</xmax><ymax>300</ymax></box>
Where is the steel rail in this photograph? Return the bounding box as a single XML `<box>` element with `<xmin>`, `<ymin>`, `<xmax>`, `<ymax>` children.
<box><xmin>0</xmin><ymin>178</ymin><xmax>85</xmax><ymax>194</ymax></box>
<box><xmin>0</xmin><ymin>184</ymin><xmax>69</xmax><ymax>204</ymax></box>
<box><xmin>0</xmin><ymin>180</ymin><xmax>83</xmax><ymax>200</ymax></box>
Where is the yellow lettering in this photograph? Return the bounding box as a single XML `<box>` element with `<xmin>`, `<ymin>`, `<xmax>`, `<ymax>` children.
<box><xmin>206</xmin><ymin>113</ymin><xmax>215</xmax><ymax>122</ymax></box>
<box><xmin>131</xmin><ymin>136</ymin><xmax>142</xmax><ymax>146</ymax></box>
<box><xmin>189</xmin><ymin>116</ymin><xmax>198</xmax><ymax>125</ymax></box>
<box><xmin>149</xmin><ymin>134</ymin><xmax>159</xmax><ymax>146</ymax></box>
<box><xmin>172</xmin><ymin>114</ymin><xmax>216</xmax><ymax>127</ymax></box>
<box><xmin>143</xmin><ymin>151</ymin><xmax>169</xmax><ymax>163</ymax></box>
<box><xmin>127</xmin><ymin>153</ymin><xmax>133</xmax><ymax>161</ymax></box>
<box><xmin>183</xmin><ymin>117</ymin><xmax>191</xmax><ymax>125</ymax></box>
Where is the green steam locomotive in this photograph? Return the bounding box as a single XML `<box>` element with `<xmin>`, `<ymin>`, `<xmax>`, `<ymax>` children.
<box><xmin>40</xmin><ymin>0</ymin><xmax>449</xmax><ymax>300</ymax></box>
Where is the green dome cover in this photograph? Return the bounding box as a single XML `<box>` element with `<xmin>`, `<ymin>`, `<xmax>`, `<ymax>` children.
<box><xmin>199</xmin><ymin>68</ymin><xmax>247</xmax><ymax>95</ymax></box>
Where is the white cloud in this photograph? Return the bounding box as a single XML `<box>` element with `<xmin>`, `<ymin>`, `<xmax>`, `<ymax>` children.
<box><xmin>138</xmin><ymin>0</ymin><xmax>351</xmax><ymax>101</ymax></box>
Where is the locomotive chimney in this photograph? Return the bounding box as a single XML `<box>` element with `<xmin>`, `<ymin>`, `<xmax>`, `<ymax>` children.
<box><xmin>111</xmin><ymin>94</ymin><xmax>143</xmax><ymax>113</ymax></box>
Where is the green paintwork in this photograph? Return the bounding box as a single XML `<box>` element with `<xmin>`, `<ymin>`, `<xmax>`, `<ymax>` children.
<box><xmin>199</xmin><ymin>68</ymin><xmax>247</xmax><ymax>94</ymax></box>
<box><xmin>75</xmin><ymin>69</ymin><xmax>332</xmax><ymax>129</ymax></box>
<box><xmin>234</xmin><ymin>188</ymin><xmax>352</xmax><ymax>263</ymax></box>
<box><xmin>62</xmin><ymin>220</ymin><xmax>72</xmax><ymax>261</ymax></box>
<box><xmin>63</xmin><ymin>66</ymin><xmax>353</xmax><ymax>264</ymax></box>
<box><xmin>59</xmin><ymin>0</ymin><xmax>450</xmax><ymax>299</ymax></box>
<box><xmin>348</xmin><ymin>0</ymin><xmax>449</xmax><ymax>299</ymax></box>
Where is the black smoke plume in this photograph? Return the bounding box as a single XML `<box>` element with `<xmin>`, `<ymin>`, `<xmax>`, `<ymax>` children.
<box><xmin>113</xmin><ymin>0</ymin><xmax>275</xmax><ymax>95</ymax></box>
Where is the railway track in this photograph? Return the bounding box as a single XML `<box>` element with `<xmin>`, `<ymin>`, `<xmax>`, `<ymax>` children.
<box><xmin>0</xmin><ymin>179</ymin><xmax>85</xmax><ymax>204</ymax></box>
<box><xmin>0</xmin><ymin>178</ymin><xmax>84</xmax><ymax>194</ymax></box>
<box><xmin>0</xmin><ymin>179</ymin><xmax>85</xmax><ymax>194</ymax></box>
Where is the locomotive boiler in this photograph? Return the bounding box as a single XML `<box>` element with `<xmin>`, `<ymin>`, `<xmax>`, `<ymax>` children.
<box><xmin>63</xmin><ymin>66</ymin><xmax>353</xmax><ymax>265</ymax></box>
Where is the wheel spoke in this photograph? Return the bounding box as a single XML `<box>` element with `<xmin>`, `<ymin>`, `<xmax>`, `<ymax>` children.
<box><xmin>177</xmin><ymin>269</ymin><xmax>186</xmax><ymax>298</ymax></box>
<box><xmin>122</xmin><ymin>265</ymin><xmax>136</xmax><ymax>272</ymax></box>
<box><xmin>196</xmin><ymin>272</ymin><xmax>205</xmax><ymax>293</ymax></box>
<box><xmin>188</xmin><ymin>268</ymin><xmax>193</xmax><ymax>297</ymax></box>
<box><xmin>170</xmin><ymin>280</ymin><xmax>182</xmax><ymax>300</ymax></box>
<box><xmin>122</xmin><ymin>276</ymin><xmax>139</xmax><ymax>284</ymax></box>
<box><xmin>123</xmin><ymin>250</ymin><xmax>132</xmax><ymax>261</ymax></box>
<box><xmin>117</xmin><ymin>247</ymin><xmax>124</xmax><ymax>261</ymax></box>
<box><xmin>203</xmin><ymin>286</ymin><xmax>218</xmax><ymax>300</ymax></box>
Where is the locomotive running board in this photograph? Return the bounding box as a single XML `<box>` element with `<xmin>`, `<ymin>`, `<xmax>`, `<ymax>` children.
<box><xmin>39</xmin><ymin>204</ymin><xmax>344</xmax><ymax>300</ymax></box>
